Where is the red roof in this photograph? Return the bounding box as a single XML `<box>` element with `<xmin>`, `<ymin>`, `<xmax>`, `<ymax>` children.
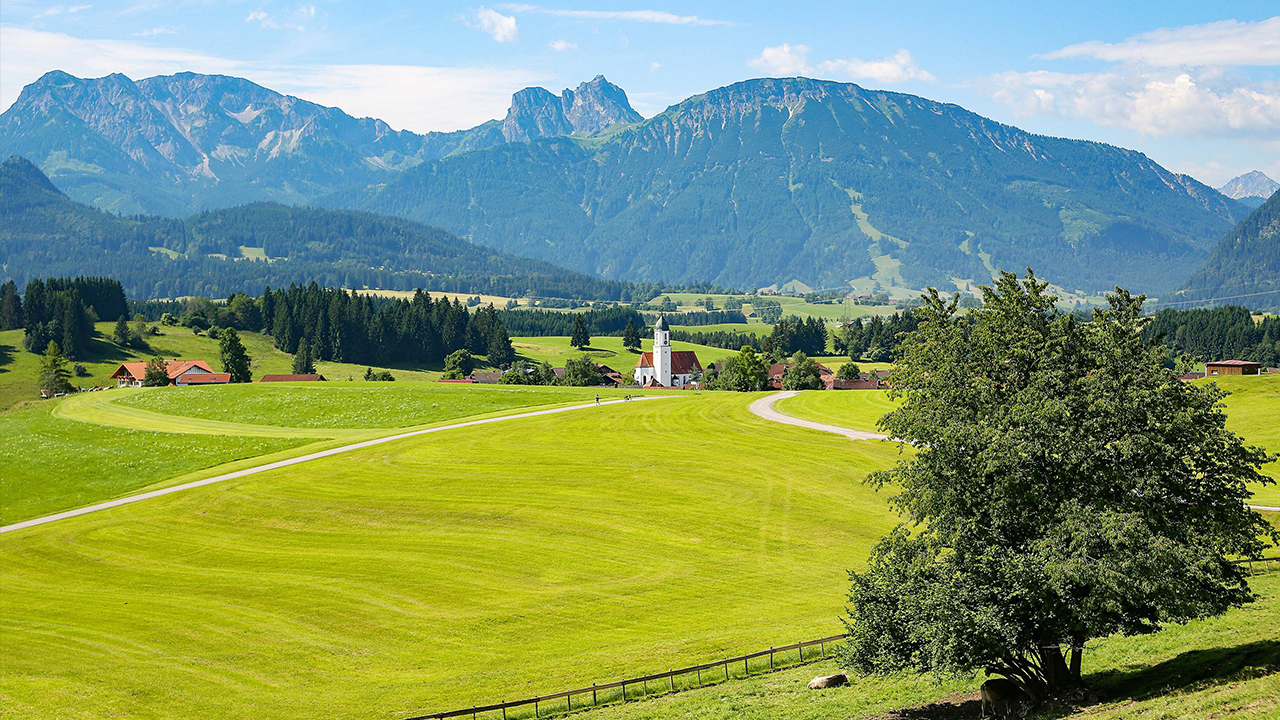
<box><xmin>1205</xmin><ymin>360</ymin><xmax>1261</xmax><ymax>367</ymax></box>
<box><xmin>260</xmin><ymin>374</ymin><xmax>327</xmax><ymax>382</ymax></box>
<box><xmin>636</xmin><ymin>350</ymin><xmax>703</xmax><ymax>375</ymax></box>
<box><xmin>110</xmin><ymin>359</ymin><xmax>215</xmax><ymax>381</ymax></box>
<box><xmin>179</xmin><ymin>373</ymin><xmax>231</xmax><ymax>384</ymax></box>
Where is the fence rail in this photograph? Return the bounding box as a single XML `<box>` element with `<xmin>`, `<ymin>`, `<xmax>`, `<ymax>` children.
<box><xmin>406</xmin><ymin>556</ymin><xmax>1280</xmax><ymax>720</ymax></box>
<box><xmin>403</xmin><ymin>633</ymin><xmax>849</xmax><ymax>720</ymax></box>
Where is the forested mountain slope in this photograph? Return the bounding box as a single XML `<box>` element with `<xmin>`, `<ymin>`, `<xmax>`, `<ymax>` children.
<box><xmin>0</xmin><ymin>156</ymin><xmax>639</xmax><ymax>300</ymax></box>
<box><xmin>1173</xmin><ymin>190</ymin><xmax>1280</xmax><ymax>311</ymax></box>
<box><xmin>327</xmin><ymin>77</ymin><xmax>1245</xmax><ymax>294</ymax></box>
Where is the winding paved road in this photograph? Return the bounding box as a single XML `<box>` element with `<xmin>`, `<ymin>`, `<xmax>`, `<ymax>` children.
<box><xmin>748</xmin><ymin>391</ymin><xmax>889</xmax><ymax>441</ymax></box>
<box><xmin>1</xmin><ymin>396</ymin><xmax>671</xmax><ymax>535</ymax></box>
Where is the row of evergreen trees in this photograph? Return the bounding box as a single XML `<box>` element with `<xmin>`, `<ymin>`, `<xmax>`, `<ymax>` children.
<box><xmin>835</xmin><ymin>311</ymin><xmax>922</xmax><ymax>362</ymax></box>
<box><xmin>764</xmin><ymin>316</ymin><xmax>829</xmax><ymax>357</ymax></box>
<box><xmin>4</xmin><ymin>277</ymin><xmax>127</xmax><ymax>360</ymax></box>
<box><xmin>1143</xmin><ymin>305</ymin><xmax>1280</xmax><ymax>367</ymax></box>
<box><xmin>256</xmin><ymin>284</ymin><xmax>515</xmax><ymax>368</ymax></box>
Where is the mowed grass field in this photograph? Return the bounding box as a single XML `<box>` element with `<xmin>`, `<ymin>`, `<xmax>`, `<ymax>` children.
<box><xmin>0</xmin><ymin>391</ymin><xmax>905</xmax><ymax>719</ymax></box>
<box><xmin>0</xmin><ymin>384</ymin><xmax>631</xmax><ymax>524</ymax></box>
<box><xmin>511</xmin><ymin>335</ymin><xmax>739</xmax><ymax>369</ymax></box>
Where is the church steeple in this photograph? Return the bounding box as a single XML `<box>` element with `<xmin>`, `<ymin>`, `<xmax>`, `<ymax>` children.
<box><xmin>654</xmin><ymin>314</ymin><xmax>672</xmax><ymax>386</ymax></box>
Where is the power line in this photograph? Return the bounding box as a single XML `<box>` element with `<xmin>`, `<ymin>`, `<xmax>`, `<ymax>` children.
<box><xmin>1149</xmin><ymin>288</ymin><xmax>1280</xmax><ymax>307</ymax></box>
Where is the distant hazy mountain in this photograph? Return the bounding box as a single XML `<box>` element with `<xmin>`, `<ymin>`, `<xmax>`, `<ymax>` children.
<box><xmin>0</xmin><ymin>155</ymin><xmax>637</xmax><ymax>300</ymax></box>
<box><xmin>327</xmin><ymin>77</ymin><xmax>1245</xmax><ymax>295</ymax></box>
<box><xmin>1173</xmin><ymin>189</ymin><xmax>1280</xmax><ymax>310</ymax></box>
<box><xmin>0</xmin><ymin>71</ymin><xmax>640</xmax><ymax>216</ymax></box>
<box><xmin>1218</xmin><ymin>170</ymin><xmax>1279</xmax><ymax>209</ymax></box>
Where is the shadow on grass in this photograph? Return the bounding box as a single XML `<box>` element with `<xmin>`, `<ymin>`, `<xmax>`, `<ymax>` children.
<box><xmin>0</xmin><ymin>342</ymin><xmax>13</xmax><ymax>373</ymax></box>
<box><xmin>875</xmin><ymin>641</ymin><xmax>1279</xmax><ymax>719</ymax></box>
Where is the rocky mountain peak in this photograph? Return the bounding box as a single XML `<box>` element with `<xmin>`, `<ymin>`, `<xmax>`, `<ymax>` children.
<box><xmin>1219</xmin><ymin>170</ymin><xmax>1280</xmax><ymax>200</ymax></box>
<box><xmin>502</xmin><ymin>75</ymin><xmax>640</xmax><ymax>142</ymax></box>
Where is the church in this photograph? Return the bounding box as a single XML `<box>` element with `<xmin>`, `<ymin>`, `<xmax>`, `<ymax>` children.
<box><xmin>633</xmin><ymin>315</ymin><xmax>703</xmax><ymax>387</ymax></box>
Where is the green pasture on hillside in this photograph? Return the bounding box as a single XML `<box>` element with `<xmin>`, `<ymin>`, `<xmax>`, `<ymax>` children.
<box><xmin>0</xmin><ymin>403</ymin><xmax>307</xmax><ymax>524</ymax></box>
<box><xmin>775</xmin><ymin>390</ymin><xmax>900</xmax><ymax>434</ymax></box>
<box><xmin>574</xmin><ymin>571</ymin><xmax>1280</xmax><ymax>720</ymax></box>
<box><xmin>115</xmin><ymin>383</ymin><xmax>617</xmax><ymax>429</ymax></box>
<box><xmin>0</xmin><ymin>392</ymin><xmax>905</xmax><ymax>720</ymax></box>
<box><xmin>0</xmin><ymin>324</ymin><xmax>439</xmax><ymax>410</ymax></box>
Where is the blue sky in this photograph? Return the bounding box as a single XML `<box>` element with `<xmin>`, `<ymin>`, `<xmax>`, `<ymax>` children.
<box><xmin>2</xmin><ymin>1</ymin><xmax>1277</xmax><ymax>186</ymax></box>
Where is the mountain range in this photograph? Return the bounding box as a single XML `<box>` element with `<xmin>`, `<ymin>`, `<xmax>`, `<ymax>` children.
<box><xmin>0</xmin><ymin>155</ymin><xmax>643</xmax><ymax>301</ymax></box>
<box><xmin>0</xmin><ymin>71</ymin><xmax>1255</xmax><ymax>296</ymax></box>
<box><xmin>0</xmin><ymin>71</ymin><xmax>639</xmax><ymax>217</ymax></box>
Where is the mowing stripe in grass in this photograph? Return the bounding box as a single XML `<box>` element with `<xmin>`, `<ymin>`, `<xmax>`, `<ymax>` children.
<box><xmin>0</xmin><ymin>395</ymin><xmax>674</xmax><ymax>534</ymax></box>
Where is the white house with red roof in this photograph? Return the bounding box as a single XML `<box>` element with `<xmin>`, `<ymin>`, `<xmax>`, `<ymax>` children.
<box><xmin>110</xmin><ymin>359</ymin><xmax>229</xmax><ymax>387</ymax></box>
<box><xmin>633</xmin><ymin>315</ymin><xmax>702</xmax><ymax>387</ymax></box>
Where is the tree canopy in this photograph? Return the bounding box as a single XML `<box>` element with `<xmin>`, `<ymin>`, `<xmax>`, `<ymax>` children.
<box><xmin>840</xmin><ymin>271</ymin><xmax>1277</xmax><ymax>701</ymax></box>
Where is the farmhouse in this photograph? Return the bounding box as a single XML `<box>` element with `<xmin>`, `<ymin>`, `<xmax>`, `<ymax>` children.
<box><xmin>634</xmin><ymin>315</ymin><xmax>702</xmax><ymax>387</ymax></box>
<box><xmin>1204</xmin><ymin>360</ymin><xmax>1262</xmax><ymax>376</ymax></box>
<box><xmin>110</xmin><ymin>359</ymin><xmax>228</xmax><ymax>387</ymax></box>
<box><xmin>260</xmin><ymin>374</ymin><xmax>327</xmax><ymax>382</ymax></box>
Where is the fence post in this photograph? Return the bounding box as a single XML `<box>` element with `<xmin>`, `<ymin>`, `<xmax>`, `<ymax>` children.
<box><xmin>534</xmin><ymin>699</ymin><xmax>538</xmax><ymax>717</ymax></box>
<box><xmin>643</xmin><ymin>680</ymin><xmax>647</xmax><ymax>697</ymax></box>
<box><xmin>697</xmin><ymin>668</ymin><xmax>701</xmax><ymax>685</ymax></box>
<box><xmin>503</xmin><ymin>705</ymin><xmax>507</xmax><ymax>720</ymax></box>
<box><xmin>593</xmin><ymin>684</ymin><xmax>597</xmax><ymax>706</ymax></box>
<box><xmin>724</xmin><ymin>662</ymin><xmax>729</xmax><ymax>681</ymax></box>
<box><xmin>670</xmin><ymin>670</ymin><xmax>674</xmax><ymax>692</ymax></box>
<box><xmin>567</xmin><ymin>693</ymin><xmax>572</xmax><ymax>712</ymax></box>
<box><xmin>770</xmin><ymin>647</ymin><xmax>774</xmax><ymax>670</ymax></box>
<box><xmin>621</xmin><ymin>683</ymin><xmax>626</xmax><ymax>703</ymax></box>
<box><xmin>799</xmin><ymin>643</ymin><xmax>804</xmax><ymax>662</ymax></box>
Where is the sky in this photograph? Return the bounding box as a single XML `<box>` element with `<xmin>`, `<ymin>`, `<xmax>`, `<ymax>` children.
<box><xmin>1</xmin><ymin>1</ymin><xmax>1277</xmax><ymax>187</ymax></box>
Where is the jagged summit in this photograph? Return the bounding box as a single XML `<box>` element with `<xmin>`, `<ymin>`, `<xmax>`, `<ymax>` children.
<box><xmin>502</xmin><ymin>75</ymin><xmax>640</xmax><ymax>142</ymax></box>
<box><xmin>1219</xmin><ymin>170</ymin><xmax>1279</xmax><ymax>201</ymax></box>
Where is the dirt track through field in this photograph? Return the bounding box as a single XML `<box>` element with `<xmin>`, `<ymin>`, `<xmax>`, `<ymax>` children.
<box><xmin>748</xmin><ymin>391</ymin><xmax>889</xmax><ymax>441</ymax></box>
<box><xmin>1</xmin><ymin>396</ymin><xmax>672</xmax><ymax>535</ymax></box>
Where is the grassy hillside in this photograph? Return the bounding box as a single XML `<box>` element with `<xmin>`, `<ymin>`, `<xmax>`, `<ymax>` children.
<box><xmin>0</xmin><ymin>323</ymin><xmax>440</xmax><ymax>410</ymax></box>
<box><xmin>511</xmin><ymin>335</ymin><xmax>739</xmax><ymax>370</ymax></box>
<box><xmin>0</xmin><ymin>392</ymin><xmax>905</xmax><ymax>719</ymax></box>
<box><xmin>776</xmin><ymin>390</ymin><xmax>900</xmax><ymax>434</ymax></box>
<box><xmin>541</xmin><ymin>572</ymin><xmax>1280</xmax><ymax>720</ymax></box>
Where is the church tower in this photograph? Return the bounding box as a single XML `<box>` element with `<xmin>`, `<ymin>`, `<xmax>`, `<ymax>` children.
<box><xmin>654</xmin><ymin>314</ymin><xmax>672</xmax><ymax>386</ymax></box>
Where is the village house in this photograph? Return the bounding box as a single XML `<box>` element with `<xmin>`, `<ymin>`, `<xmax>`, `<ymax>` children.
<box><xmin>634</xmin><ymin>315</ymin><xmax>702</xmax><ymax>387</ymax></box>
<box><xmin>110</xmin><ymin>359</ymin><xmax>228</xmax><ymax>387</ymax></box>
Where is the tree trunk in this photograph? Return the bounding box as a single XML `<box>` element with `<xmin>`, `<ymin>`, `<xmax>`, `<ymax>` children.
<box><xmin>1069</xmin><ymin>645</ymin><xmax>1083</xmax><ymax>682</ymax></box>
<box><xmin>1042</xmin><ymin>645</ymin><xmax>1083</xmax><ymax>696</ymax></box>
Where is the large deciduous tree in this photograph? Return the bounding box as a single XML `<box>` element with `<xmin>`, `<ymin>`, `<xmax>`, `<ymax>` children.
<box><xmin>840</xmin><ymin>271</ymin><xmax>1276</xmax><ymax>701</ymax></box>
<box><xmin>781</xmin><ymin>351</ymin><xmax>824</xmax><ymax>390</ymax></box>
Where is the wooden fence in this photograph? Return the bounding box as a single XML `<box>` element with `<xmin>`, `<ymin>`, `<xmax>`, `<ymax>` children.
<box><xmin>405</xmin><ymin>556</ymin><xmax>1280</xmax><ymax>720</ymax></box>
<box><xmin>402</xmin><ymin>633</ymin><xmax>849</xmax><ymax>720</ymax></box>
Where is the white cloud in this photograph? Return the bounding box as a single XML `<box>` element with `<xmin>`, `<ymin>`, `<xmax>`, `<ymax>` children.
<box><xmin>298</xmin><ymin>4</ymin><xmax>316</xmax><ymax>18</ymax></box>
<box><xmin>132</xmin><ymin>26</ymin><xmax>178</xmax><ymax>37</ymax></box>
<box><xmin>34</xmin><ymin>4</ymin><xmax>92</xmax><ymax>18</ymax></box>
<box><xmin>547</xmin><ymin>39</ymin><xmax>575</xmax><ymax>51</ymax></box>
<box><xmin>473</xmin><ymin>7</ymin><xmax>518</xmax><ymax>43</ymax></box>
<box><xmin>748</xmin><ymin>43</ymin><xmax>811</xmax><ymax>76</ymax></box>
<box><xmin>820</xmin><ymin>49</ymin><xmax>935</xmax><ymax>83</ymax></box>
<box><xmin>983</xmin><ymin>67</ymin><xmax>1280</xmax><ymax>138</ymax></box>
<box><xmin>0</xmin><ymin>26</ymin><xmax>541</xmax><ymax>133</ymax></box>
<box><xmin>650</xmin><ymin>61</ymin><xmax>660</xmax><ymax>72</ymax></box>
<box><xmin>748</xmin><ymin>45</ymin><xmax>934</xmax><ymax>84</ymax></box>
<box><xmin>245</xmin><ymin>10</ymin><xmax>271</xmax><ymax>25</ymax></box>
<box><xmin>245</xmin><ymin>8</ymin><xmax>307</xmax><ymax>31</ymax></box>
<box><xmin>1043</xmin><ymin>17</ymin><xmax>1280</xmax><ymax>67</ymax></box>
<box><xmin>503</xmin><ymin>5</ymin><xmax>730</xmax><ymax>26</ymax></box>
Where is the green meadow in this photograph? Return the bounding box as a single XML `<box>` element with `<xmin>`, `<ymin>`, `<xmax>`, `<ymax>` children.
<box><xmin>0</xmin><ymin>392</ymin><xmax>905</xmax><ymax>720</ymax></box>
<box><xmin>511</xmin><ymin>335</ymin><xmax>738</xmax><ymax>369</ymax></box>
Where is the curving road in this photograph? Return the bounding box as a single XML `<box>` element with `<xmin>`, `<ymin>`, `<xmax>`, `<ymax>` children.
<box><xmin>1</xmin><ymin>395</ymin><xmax>671</xmax><ymax>535</ymax></box>
<box><xmin>748</xmin><ymin>391</ymin><xmax>889</xmax><ymax>441</ymax></box>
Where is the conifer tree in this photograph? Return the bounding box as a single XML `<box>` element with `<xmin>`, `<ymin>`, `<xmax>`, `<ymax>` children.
<box><xmin>0</xmin><ymin>280</ymin><xmax>23</xmax><ymax>330</ymax></box>
<box><xmin>570</xmin><ymin>314</ymin><xmax>590</xmax><ymax>349</ymax></box>
<box><xmin>219</xmin><ymin>327</ymin><xmax>253</xmax><ymax>383</ymax></box>
<box><xmin>38</xmin><ymin>341</ymin><xmax>73</xmax><ymax>395</ymax></box>
<box><xmin>291</xmin><ymin>337</ymin><xmax>315</xmax><ymax>374</ymax></box>
<box><xmin>113</xmin><ymin>315</ymin><xmax>132</xmax><ymax>346</ymax></box>
<box><xmin>623</xmin><ymin>318</ymin><xmax>641</xmax><ymax>351</ymax></box>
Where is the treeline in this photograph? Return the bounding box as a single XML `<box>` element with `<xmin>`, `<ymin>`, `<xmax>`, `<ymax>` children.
<box><xmin>835</xmin><ymin>311</ymin><xmax>922</xmax><ymax>362</ymax></box>
<box><xmin>3</xmin><ymin>276</ymin><xmax>127</xmax><ymax>359</ymax></box>
<box><xmin>1143</xmin><ymin>305</ymin><xmax>1280</xmax><ymax>367</ymax></box>
<box><xmin>671</xmin><ymin>328</ymin><xmax>764</xmax><ymax>352</ymax></box>
<box><xmin>495</xmin><ymin>306</ymin><xmax>646</xmax><ymax>337</ymax></box>
<box><xmin>762</xmin><ymin>316</ymin><xmax>828</xmax><ymax>357</ymax></box>
<box><xmin>248</xmin><ymin>284</ymin><xmax>514</xmax><ymax>367</ymax></box>
<box><xmin>652</xmin><ymin>310</ymin><xmax>747</xmax><ymax>326</ymax></box>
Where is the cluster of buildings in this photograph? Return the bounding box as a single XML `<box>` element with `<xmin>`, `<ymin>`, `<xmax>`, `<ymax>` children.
<box><xmin>109</xmin><ymin>360</ymin><xmax>325</xmax><ymax>387</ymax></box>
